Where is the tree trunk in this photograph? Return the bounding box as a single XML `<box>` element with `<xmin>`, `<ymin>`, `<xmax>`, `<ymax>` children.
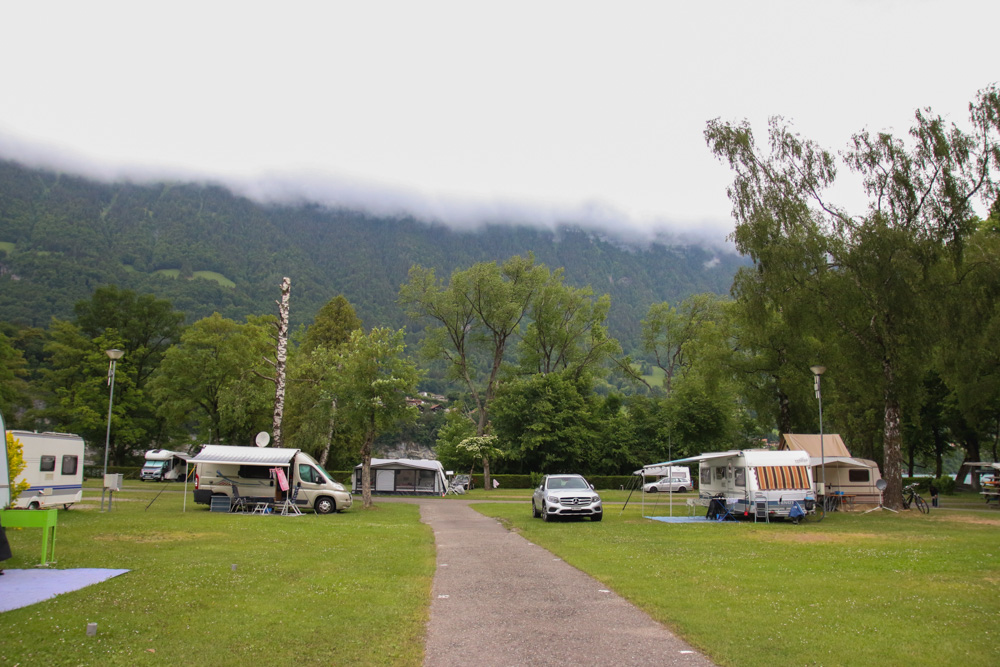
<box><xmin>882</xmin><ymin>360</ymin><xmax>904</xmax><ymax>510</ymax></box>
<box><xmin>272</xmin><ymin>277</ymin><xmax>291</xmax><ymax>447</ymax></box>
<box><xmin>361</xmin><ymin>430</ymin><xmax>374</xmax><ymax>509</ymax></box>
<box><xmin>476</xmin><ymin>408</ymin><xmax>492</xmax><ymax>489</ymax></box>
<box><xmin>319</xmin><ymin>398</ymin><xmax>337</xmax><ymax>468</ymax></box>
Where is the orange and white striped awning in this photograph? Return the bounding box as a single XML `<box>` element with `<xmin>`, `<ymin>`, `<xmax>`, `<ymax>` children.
<box><xmin>754</xmin><ymin>466</ymin><xmax>810</xmax><ymax>490</ymax></box>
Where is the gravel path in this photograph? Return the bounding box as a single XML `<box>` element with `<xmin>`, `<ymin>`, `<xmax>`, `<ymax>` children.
<box><xmin>418</xmin><ymin>500</ymin><xmax>716</xmax><ymax>667</ymax></box>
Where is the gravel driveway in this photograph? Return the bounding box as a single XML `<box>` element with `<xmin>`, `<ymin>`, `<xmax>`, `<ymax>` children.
<box><xmin>418</xmin><ymin>499</ymin><xmax>716</xmax><ymax>667</ymax></box>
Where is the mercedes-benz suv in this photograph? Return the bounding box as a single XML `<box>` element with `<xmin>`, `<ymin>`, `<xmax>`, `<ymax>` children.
<box><xmin>532</xmin><ymin>474</ymin><xmax>603</xmax><ymax>522</ymax></box>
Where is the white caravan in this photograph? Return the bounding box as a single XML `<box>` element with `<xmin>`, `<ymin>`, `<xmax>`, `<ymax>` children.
<box><xmin>8</xmin><ymin>430</ymin><xmax>85</xmax><ymax>510</ymax></box>
<box><xmin>660</xmin><ymin>449</ymin><xmax>816</xmax><ymax>520</ymax></box>
<box><xmin>140</xmin><ymin>449</ymin><xmax>191</xmax><ymax>481</ymax></box>
<box><xmin>190</xmin><ymin>445</ymin><xmax>352</xmax><ymax>514</ymax></box>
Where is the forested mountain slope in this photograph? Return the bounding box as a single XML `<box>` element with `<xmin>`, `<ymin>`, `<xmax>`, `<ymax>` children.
<box><xmin>0</xmin><ymin>159</ymin><xmax>743</xmax><ymax>347</ymax></box>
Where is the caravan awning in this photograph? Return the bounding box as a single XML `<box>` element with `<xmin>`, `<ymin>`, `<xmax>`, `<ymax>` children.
<box><xmin>635</xmin><ymin>451</ymin><xmax>743</xmax><ymax>475</ymax></box>
<box><xmin>189</xmin><ymin>445</ymin><xmax>298</xmax><ymax>467</ymax></box>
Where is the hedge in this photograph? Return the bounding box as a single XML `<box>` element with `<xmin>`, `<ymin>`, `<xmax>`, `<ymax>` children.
<box><xmin>469</xmin><ymin>474</ymin><xmax>637</xmax><ymax>490</ymax></box>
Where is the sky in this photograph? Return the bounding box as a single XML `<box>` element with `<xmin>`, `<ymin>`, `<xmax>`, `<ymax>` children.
<box><xmin>1</xmin><ymin>1</ymin><xmax>997</xmax><ymax>245</ymax></box>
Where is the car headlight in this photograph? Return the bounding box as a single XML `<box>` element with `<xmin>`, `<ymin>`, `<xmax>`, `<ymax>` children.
<box><xmin>547</xmin><ymin>495</ymin><xmax>560</xmax><ymax>503</ymax></box>
<box><xmin>332</xmin><ymin>482</ymin><xmax>345</xmax><ymax>491</ymax></box>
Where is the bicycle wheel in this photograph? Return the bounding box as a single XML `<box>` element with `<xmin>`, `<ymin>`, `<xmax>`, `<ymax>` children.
<box><xmin>811</xmin><ymin>501</ymin><xmax>825</xmax><ymax>522</ymax></box>
<box><xmin>913</xmin><ymin>494</ymin><xmax>929</xmax><ymax>514</ymax></box>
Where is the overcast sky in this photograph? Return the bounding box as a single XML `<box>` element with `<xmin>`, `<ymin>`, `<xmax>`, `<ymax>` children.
<box><xmin>1</xmin><ymin>1</ymin><xmax>997</xmax><ymax>243</ymax></box>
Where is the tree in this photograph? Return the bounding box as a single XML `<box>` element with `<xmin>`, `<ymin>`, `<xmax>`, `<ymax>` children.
<box><xmin>332</xmin><ymin>327</ymin><xmax>420</xmax><ymax>508</ymax></box>
<box><xmin>148</xmin><ymin>313</ymin><xmax>274</xmax><ymax>446</ymax></box>
<box><xmin>0</xmin><ymin>332</ymin><xmax>29</xmax><ymax>422</ymax></box>
<box><xmin>706</xmin><ymin>86</ymin><xmax>1000</xmax><ymax>509</ymax></box>
<box><xmin>285</xmin><ymin>294</ymin><xmax>363</xmax><ymax>467</ymax></box>
<box><xmin>623</xmin><ymin>293</ymin><xmax>728</xmax><ymax>395</ymax></box>
<box><xmin>516</xmin><ymin>270</ymin><xmax>620</xmax><ymax>379</ymax></box>
<box><xmin>73</xmin><ymin>285</ymin><xmax>185</xmax><ymax>388</ymax></box>
<box><xmin>400</xmin><ymin>254</ymin><xmax>547</xmax><ymax>487</ymax></box>
<box><xmin>491</xmin><ymin>370</ymin><xmax>600</xmax><ymax>474</ymax></box>
<box><xmin>5</xmin><ymin>431</ymin><xmax>30</xmax><ymax>505</ymax></box>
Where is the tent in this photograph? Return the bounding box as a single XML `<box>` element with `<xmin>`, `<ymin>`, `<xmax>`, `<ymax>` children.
<box><xmin>779</xmin><ymin>434</ymin><xmax>883</xmax><ymax>503</ymax></box>
<box><xmin>352</xmin><ymin>459</ymin><xmax>447</xmax><ymax>495</ymax></box>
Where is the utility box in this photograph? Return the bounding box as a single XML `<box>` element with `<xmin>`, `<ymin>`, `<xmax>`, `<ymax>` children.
<box><xmin>103</xmin><ymin>473</ymin><xmax>124</xmax><ymax>491</ymax></box>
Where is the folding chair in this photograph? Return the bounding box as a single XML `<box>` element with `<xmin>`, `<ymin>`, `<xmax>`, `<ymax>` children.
<box><xmin>280</xmin><ymin>484</ymin><xmax>303</xmax><ymax>516</ymax></box>
<box><xmin>229</xmin><ymin>484</ymin><xmax>249</xmax><ymax>513</ymax></box>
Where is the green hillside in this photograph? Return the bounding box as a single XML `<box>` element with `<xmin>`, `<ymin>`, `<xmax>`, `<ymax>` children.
<box><xmin>0</xmin><ymin>159</ymin><xmax>743</xmax><ymax>347</ymax></box>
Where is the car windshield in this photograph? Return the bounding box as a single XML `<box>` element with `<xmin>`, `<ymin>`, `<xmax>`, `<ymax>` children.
<box><xmin>548</xmin><ymin>477</ymin><xmax>589</xmax><ymax>490</ymax></box>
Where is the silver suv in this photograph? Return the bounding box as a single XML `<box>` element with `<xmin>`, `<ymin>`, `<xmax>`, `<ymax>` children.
<box><xmin>532</xmin><ymin>474</ymin><xmax>603</xmax><ymax>522</ymax></box>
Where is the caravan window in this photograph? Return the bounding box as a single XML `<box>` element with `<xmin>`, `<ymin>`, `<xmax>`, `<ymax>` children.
<box><xmin>40</xmin><ymin>455</ymin><xmax>56</xmax><ymax>472</ymax></box>
<box><xmin>715</xmin><ymin>466</ymin><xmax>726</xmax><ymax>482</ymax></box>
<box><xmin>417</xmin><ymin>469</ymin><xmax>437</xmax><ymax>491</ymax></box>
<box><xmin>848</xmin><ymin>469</ymin><xmax>870</xmax><ymax>483</ymax></box>
<box><xmin>734</xmin><ymin>467</ymin><xmax>746</xmax><ymax>487</ymax></box>
<box><xmin>62</xmin><ymin>455</ymin><xmax>79</xmax><ymax>475</ymax></box>
<box><xmin>700</xmin><ymin>467</ymin><xmax>711</xmax><ymax>485</ymax></box>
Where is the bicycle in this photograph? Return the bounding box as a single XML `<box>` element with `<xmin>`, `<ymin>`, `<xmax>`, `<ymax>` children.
<box><xmin>902</xmin><ymin>483</ymin><xmax>929</xmax><ymax>514</ymax></box>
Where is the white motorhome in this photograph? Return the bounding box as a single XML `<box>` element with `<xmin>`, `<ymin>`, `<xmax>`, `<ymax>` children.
<box><xmin>8</xmin><ymin>430</ymin><xmax>85</xmax><ymax>510</ymax></box>
<box><xmin>140</xmin><ymin>449</ymin><xmax>190</xmax><ymax>481</ymax></box>
<box><xmin>190</xmin><ymin>445</ymin><xmax>352</xmax><ymax>514</ymax></box>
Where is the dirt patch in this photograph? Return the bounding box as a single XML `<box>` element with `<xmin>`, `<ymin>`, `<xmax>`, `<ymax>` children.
<box><xmin>935</xmin><ymin>514</ymin><xmax>1000</xmax><ymax>527</ymax></box>
<box><xmin>95</xmin><ymin>531</ymin><xmax>221</xmax><ymax>543</ymax></box>
<box><xmin>753</xmin><ymin>531</ymin><xmax>882</xmax><ymax>544</ymax></box>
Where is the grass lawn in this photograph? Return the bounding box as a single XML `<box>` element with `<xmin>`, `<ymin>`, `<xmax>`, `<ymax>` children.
<box><xmin>1</xmin><ymin>483</ymin><xmax>434</xmax><ymax>666</ymax></box>
<box><xmin>475</xmin><ymin>499</ymin><xmax>1000</xmax><ymax>667</ymax></box>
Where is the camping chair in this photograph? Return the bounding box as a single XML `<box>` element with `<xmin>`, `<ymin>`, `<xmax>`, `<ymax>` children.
<box><xmin>446</xmin><ymin>480</ymin><xmax>466</xmax><ymax>495</ymax></box>
<box><xmin>229</xmin><ymin>484</ymin><xmax>249</xmax><ymax>514</ymax></box>
<box><xmin>279</xmin><ymin>483</ymin><xmax>303</xmax><ymax>516</ymax></box>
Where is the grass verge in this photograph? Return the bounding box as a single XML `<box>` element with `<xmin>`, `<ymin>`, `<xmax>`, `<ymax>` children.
<box><xmin>474</xmin><ymin>500</ymin><xmax>1000</xmax><ymax>667</ymax></box>
<box><xmin>1</xmin><ymin>486</ymin><xmax>434</xmax><ymax>666</ymax></box>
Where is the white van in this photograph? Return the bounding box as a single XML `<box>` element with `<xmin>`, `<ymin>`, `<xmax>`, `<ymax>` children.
<box><xmin>190</xmin><ymin>445</ymin><xmax>352</xmax><ymax>514</ymax></box>
<box><xmin>8</xmin><ymin>430</ymin><xmax>85</xmax><ymax>510</ymax></box>
<box><xmin>140</xmin><ymin>449</ymin><xmax>190</xmax><ymax>481</ymax></box>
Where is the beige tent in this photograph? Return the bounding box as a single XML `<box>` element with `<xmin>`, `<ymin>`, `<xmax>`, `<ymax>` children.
<box><xmin>779</xmin><ymin>434</ymin><xmax>883</xmax><ymax>504</ymax></box>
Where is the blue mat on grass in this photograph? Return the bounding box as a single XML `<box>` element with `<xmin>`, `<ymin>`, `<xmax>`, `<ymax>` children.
<box><xmin>0</xmin><ymin>568</ymin><xmax>129</xmax><ymax>612</ymax></box>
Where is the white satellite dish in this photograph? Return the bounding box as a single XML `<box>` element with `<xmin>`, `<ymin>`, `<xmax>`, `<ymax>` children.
<box><xmin>255</xmin><ymin>431</ymin><xmax>271</xmax><ymax>447</ymax></box>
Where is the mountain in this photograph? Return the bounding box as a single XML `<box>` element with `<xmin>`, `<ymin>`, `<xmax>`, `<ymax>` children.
<box><xmin>0</xmin><ymin>159</ymin><xmax>744</xmax><ymax>348</ymax></box>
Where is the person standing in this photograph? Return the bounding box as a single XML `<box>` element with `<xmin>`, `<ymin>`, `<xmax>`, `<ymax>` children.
<box><xmin>929</xmin><ymin>481</ymin><xmax>940</xmax><ymax>508</ymax></box>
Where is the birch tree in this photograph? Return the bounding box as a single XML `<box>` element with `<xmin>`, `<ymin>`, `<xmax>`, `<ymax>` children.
<box><xmin>705</xmin><ymin>86</ymin><xmax>1000</xmax><ymax>509</ymax></box>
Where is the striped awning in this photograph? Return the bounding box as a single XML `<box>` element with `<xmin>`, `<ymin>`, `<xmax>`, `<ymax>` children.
<box><xmin>754</xmin><ymin>465</ymin><xmax>810</xmax><ymax>490</ymax></box>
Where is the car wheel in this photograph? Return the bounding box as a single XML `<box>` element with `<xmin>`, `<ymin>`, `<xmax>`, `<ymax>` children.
<box><xmin>677</xmin><ymin>487</ymin><xmax>687</xmax><ymax>493</ymax></box>
<box><xmin>592</xmin><ymin>513</ymin><xmax>603</xmax><ymax>522</ymax></box>
<box><xmin>542</xmin><ymin>504</ymin><xmax>552</xmax><ymax>522</ymax></box>
<box><xmin>647</xmin><ymin>487</ymin><xmax>658</xmax><ymax>493</ymax></box>
<box><xmin>314</xmin><ymin>496</ymin><xmax>336</xmax><ymax>515</ymax></box>
<box><xmin>532</xmin><ymin>501</ymin><xmax>540</xmax><ymax>518</ymax></box>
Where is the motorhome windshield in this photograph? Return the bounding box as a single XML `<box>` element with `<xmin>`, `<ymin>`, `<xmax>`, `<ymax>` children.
<box><xmin>144</xmin><ymin>461</ymin><xmax>166</xmax><ymax>469</ymax></box>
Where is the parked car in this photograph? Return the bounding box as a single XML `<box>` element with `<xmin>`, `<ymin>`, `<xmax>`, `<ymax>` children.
<box><xmin>532</xmin><ymin>474</ymin><xmax>602</xmax><ymax>522</ymax></box>
<box><xmin>643</xmin><ymin>476</ymin><xmax>690</xmax><ymax>493</ymax></box>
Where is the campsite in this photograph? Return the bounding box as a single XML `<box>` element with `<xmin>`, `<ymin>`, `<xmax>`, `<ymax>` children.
<box><xmin>1</xmin><ymin>480</ymin><xmax>999</xmax><ymax>666</ymax></box>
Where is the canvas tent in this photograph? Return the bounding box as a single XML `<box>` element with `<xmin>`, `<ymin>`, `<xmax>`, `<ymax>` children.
<box><xmin>779</xmin><ymin>434</ymin><xmax>883</xmax><ymax>503</ymax></box>
<box><xmin>353</xmin><ymin>459</ymin><xmax>447</xmax><ymax>495</ymax></box>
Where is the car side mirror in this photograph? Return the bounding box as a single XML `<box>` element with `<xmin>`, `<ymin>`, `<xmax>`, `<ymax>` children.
<box><xmin>590</xmin><ymin>483</ymin><xmax>595</xmax><ymax>489</ymax></box>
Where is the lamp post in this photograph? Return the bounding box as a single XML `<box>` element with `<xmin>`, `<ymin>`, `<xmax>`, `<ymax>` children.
<box><xmin>100</xmin><ymin>349</ymin><xmax>124</xmax><ymax>511</ymax></box>
<box><xmin>810</xmin><ymin>365</ymin><xmax>826</xmax><ymax>515</ymax></box>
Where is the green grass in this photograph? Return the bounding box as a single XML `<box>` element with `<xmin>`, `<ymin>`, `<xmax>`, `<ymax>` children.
<box><xmin>0</xmin><ymin>241</ymin><xmax>15</xmax><ymax>254</ymax></box>
<box><xmin>191</xmin><ymin>270</ymin><xmax>236</xmax><ymax>288</ymax></box>
<box><xmin>475</xmin><ymin>501</ymin><xmax>1000</xmax><ymax>667</ymax></box>
<box><xmin>1</xmin><ymin>484</ymin><xmax>434</xmax><ymax>666</ymax></box>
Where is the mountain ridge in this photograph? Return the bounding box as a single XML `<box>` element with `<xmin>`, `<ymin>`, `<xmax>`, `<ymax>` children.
<box><xmin>0</xmin><ymin>159</ymin><xmax>744</xmax><ymax>348</ymax></box>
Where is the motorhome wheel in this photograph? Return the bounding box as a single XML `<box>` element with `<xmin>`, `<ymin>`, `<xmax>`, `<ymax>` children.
<box><xmin>315</xmin><ymin>497</ymin><xmax>336</xmax><ymax>514</ymax></box>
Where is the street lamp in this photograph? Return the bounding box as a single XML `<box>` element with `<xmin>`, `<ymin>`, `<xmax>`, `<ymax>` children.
<box><xmin>810</xmin><ymin>365</ymin><xmax>826</xmax><ymax>516</ymax></box>
<box><xmin>100</xmin><ymin>348</ymin><xmax>124</xmax><ymax>511</ymax></box>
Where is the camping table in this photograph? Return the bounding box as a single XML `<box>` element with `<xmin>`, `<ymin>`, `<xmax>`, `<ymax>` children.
<box><xmin>0</xmin><ymin>508</ymin><xmax>58</xmax><ymax>566</ymax></box>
